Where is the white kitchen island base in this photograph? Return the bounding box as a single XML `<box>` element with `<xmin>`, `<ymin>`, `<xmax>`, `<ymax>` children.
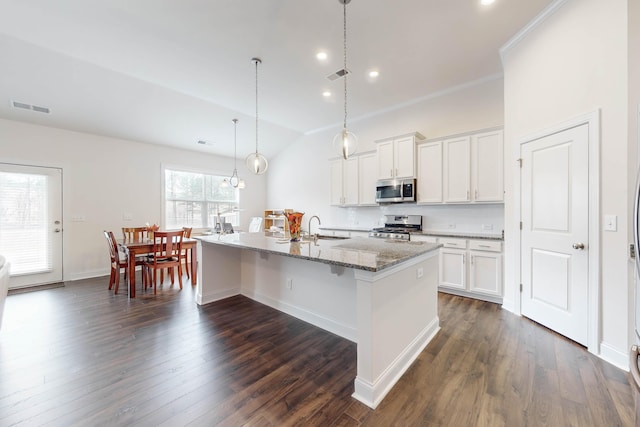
<box><xmin>196</xmin><ymin>235</ymin><xmax>440</xmax><ymax>409</ymax></box>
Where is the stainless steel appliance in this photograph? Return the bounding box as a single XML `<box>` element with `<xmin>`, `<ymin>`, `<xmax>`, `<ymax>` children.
<box><xmin>375</xmin><ymin>178</ymin><xmax>416</xmax><ymax>204</ymax></box>
<box><xmin>369</xmin><ymin>214</ymin><xmax>422</xmax><ymax>241</ymax></box>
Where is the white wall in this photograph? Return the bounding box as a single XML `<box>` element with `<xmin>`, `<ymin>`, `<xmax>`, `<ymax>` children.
<box><xmin>627</xmin><ymin>0</ymin><xmax>640</xmax><ymax>350</ymax></box>
<box><xmin>0</xmin><ymin>118</ymin><xmax>267</xmax><ymax>280</ymax></box>
<box><xmin>502</xmin><ymin>0</ymin><xmax>631</xmax><ymax>367</ymax></box>
<box><xmin>266</xmin><ymin>77</ymin><xmax>505</xmax><ymax>234</ymax></box>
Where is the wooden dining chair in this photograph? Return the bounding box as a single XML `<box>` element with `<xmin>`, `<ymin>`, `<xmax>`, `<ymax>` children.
<box><xmin>104</xmin><ymin>230</ymin><xmax>128</xmax><ymax>294</ymax></box>
<box><xmin>143</xmin><ymin>230</ymin><xmax>184</xmax><ymax>294</ymax></box>
<box><xmin>122</xmin><ymin>227</ymin><xmax>147</xmax><ymax>241</ymax></box>
<box><xmin>181</xmin><ymin>227</ymin><xmax>193</xmax><ymax>280</ymax></box>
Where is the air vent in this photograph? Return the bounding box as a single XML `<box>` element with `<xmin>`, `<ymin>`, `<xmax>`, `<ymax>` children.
<box><xmin>326</xmin><ymin>68</ymin><xmax>350</xmax><ymax>81</ymax></box>
<box><xmin>11</xmin><ymin>100</ymin><xmax>51</xmax><ymax>114</ymax></box>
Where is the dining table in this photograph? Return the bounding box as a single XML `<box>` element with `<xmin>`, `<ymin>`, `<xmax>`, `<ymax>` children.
<box><xmin>118</xmin><ymin>237</ymin><xmax>198</xmax><ymax>298</ymax></box>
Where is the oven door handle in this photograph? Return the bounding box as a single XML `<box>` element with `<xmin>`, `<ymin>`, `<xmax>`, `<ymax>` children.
<box><xmin>629</xmin><ymin>345</ymin><xmax>640</xmax><ymax>392</ymax></box>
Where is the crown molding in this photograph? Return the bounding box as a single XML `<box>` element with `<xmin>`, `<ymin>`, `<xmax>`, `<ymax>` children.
<box><xmin>500</xmin><ymin>0</ymin><xmax>569</xmax><ymax>62</ymax></box>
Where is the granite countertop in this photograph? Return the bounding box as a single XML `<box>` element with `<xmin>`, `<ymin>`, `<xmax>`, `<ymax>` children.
<box><xmin>415</xmin><ymin>230</ymin><xmax>503</xmax><ymax>240</ymax></box>
<box><xmin>319</xmin><ymin>225</ymin><xmax>372</xmax><ymax>232</ymax></box>
<box><xmin>319</xmin><ymin>225</ymin><xmax>503</xmax><ymax>241</ymax></box>
<box><xmin>197</xmin><ymin>233</ymin><xmax>440</xmax><ymax>272</ymax></box>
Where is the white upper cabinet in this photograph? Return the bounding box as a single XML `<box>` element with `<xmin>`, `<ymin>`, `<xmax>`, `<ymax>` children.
<box><xmin>330</xmin><ymin>157</ymin><xmax>359</xmax><ymax>206</ymax></box>
<box><xmin>377</xmin><ymin>140</ymin><xmax>394</xmax><ymax>180</ymax></box>
<box><xmin>427</xmin><ymin>128</ymin><xmax>503</xmax><ymax>205</ymax></box>
<box><xmin>416</xmin><ymin>141</ymin><xmax>443</xmax><ymax>203</ymax></box>
<box><xmin>376</xmin><ymin>132</ymin><xmax>425</xmax><ymax>180</ymax></box>
<box><xmin>358</xmin><ymin>152</ymin><xmax>378</xmax><ymax>206</ymax></box>
<box><xmin>471</xmin><ymin>130</ymin><xmax>504</xmax><ymax>202</ymax></box>
<box><xmin>443</xmin><ymin>136</ymin><xmax>471</xmax><ymax>203</ymax></box>
<box><xmin>330</xmin><ymin>151</ymin><xmax>377</xmax><ymax>207</ymax></box>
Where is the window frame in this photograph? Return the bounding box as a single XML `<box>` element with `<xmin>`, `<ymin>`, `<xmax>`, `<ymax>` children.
<box><xmin>161</xmin><ymin>164</ymin><xmax>240</xmax><ymax>232</ymax></box>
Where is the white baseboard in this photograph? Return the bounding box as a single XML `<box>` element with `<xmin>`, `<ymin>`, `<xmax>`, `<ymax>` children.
<box><xmin>599</xmin><ymin>341</ymin><xmax>629</xmax><ymax>371</ymax></box>
<box><xmin>352</xmin><ymin>317</ymin><xmax>440</xmax><ymax>409</ymax></box>
<box><xmin>241</xmin><ymin>288</ymin><xmax>357</xmax><ymax>342</ymax></box>
<box><xmin>68</xmin><ymin>269</ymin><xmax>109</xmax><ymax>281</ymax></box>
<box><xmin>197</xmin><ymin>287</ymin><xmax>239</xmax><ymax>306</ymax></box>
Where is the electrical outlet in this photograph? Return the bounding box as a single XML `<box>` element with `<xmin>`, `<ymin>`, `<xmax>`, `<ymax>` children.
<box><xmin>286</xmin><ymin>278</ymin><xmax>293</xmax><ymax>290</ymax></box>
<box><xmin>482</xmin><ymin>224</ymin><xmax>493</xmax><ymax>231</ymax></box>
<box><xmin>448</xmin><ymin>223</ymin><xmax>456</xmax><ymax>229</ymax></box>
<box><xmin>123</xmin><ymin>212</ymin><xmax>133</xmax><ymax>221</ymax></box>
<box><xmin>416</xmin><ymin>267</ymin><xmax>424</xmax><ymax>279</ymax></box>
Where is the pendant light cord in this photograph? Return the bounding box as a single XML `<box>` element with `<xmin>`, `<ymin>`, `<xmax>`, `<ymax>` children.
<box><xmin>255</xmin><ymin>59</ymin><xmax>259</xmax><ymax>154</ymax></box>
<box><xmin>343</xmin><ymin>0</ymin><xmax>348</xmax><ymax>130</ymax></box>
<box><xmin>233</xmin><ymin>118</ymin><xmax>238</xmax><ymax>171</ymax></box>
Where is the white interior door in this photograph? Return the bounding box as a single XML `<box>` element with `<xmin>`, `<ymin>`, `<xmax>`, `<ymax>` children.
<box><xmin>521</xmin><ymin>124</ymin><xmax>589</xmax><ymax>346</ymax></box>
<box><xmin>0</xmin><ymin>163</ymin><xmax>63</xmax><ymax>289</ymax></box>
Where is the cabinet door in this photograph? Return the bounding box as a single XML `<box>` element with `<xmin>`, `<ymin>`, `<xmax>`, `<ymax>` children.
<box><xmin>358</xmin><ymin>152</ymin><xmax>378</xmax><ymax>205</ymax></box>
<box><xmin>472</xmin><ymin>130</ymin><xmax>503</xmax><ymax>202</ymax></box>
<box><xmin>469</xmin><ymin>251</ymin><xmax>502</xmax><ymax>297</ymax></box>
<box><xmin>343</xmin><ymin>157</ymin><xmax>359</xmax><ymax>205</ymax></box>
<box><xmin>417</xmin><ymin>141</ymin><xmax>443</xmax><ymax>203</ymax></box>
<box><xmin>329</xmin><ymin>159</ymin><xmax>344</xmax><ymax>205</ymax></box>
<box><xmin>394</xmin><ymin>136</ymin><xmax>415</xmax><ymax>178</ymax></box>
<box><xmin>439</xmin><ymin>249</ymin><xmax>466</xmax><ymax>290</ymax></box>
<box><xmin>377</xmin><ymin>140</ymin><xmax>394</xmax><ymax>179</ymax></box>
<box><xmin>443</xmin><ymin>136</ymin><xmax>471</xmax><ymax>202</ymax></box>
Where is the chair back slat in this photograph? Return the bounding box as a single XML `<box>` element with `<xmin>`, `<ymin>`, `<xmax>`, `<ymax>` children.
<box><xmin>104</xmin><ymin>230</ymin><xmax>118</xmax><ymax>263</ymax></box>
<box><xmin>151</xmin><ymin>230</ymin><xmax>183</xmax><ymax>259</ymax></box>
<box><xmin>122</xmin><ymin>227</ymin><xmax>147</xmax><ymax>240</ymax></box>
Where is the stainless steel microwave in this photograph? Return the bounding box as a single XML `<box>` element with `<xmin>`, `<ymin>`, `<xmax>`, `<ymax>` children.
<box><xmin>375</xmin><ymin>178</ymin><xmax>416</xmax><ymax>203</ymax></box>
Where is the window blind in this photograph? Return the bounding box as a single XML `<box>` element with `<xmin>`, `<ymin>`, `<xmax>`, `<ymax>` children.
<box><xmin>0</xmin><ymin>172</ymin><xmax>52</xmax><ymax>276</ymax></box>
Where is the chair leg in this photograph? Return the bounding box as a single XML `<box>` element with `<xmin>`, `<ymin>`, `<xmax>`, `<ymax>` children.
<box><xmin>108</xmin><ymin>267</ymin><xmax>115</xmax><ymax>290</ymax></box>
<box><xmin>153</xmin><ymin>269</ymin><xmax>157</xmax><ymax>295</ymax></box>
<box><xmin>178</xmin><ymin>264</ymin><xmax>183</xmax><ymax>289</ymax></box>
<box><xmin>114</xmin><ymin>267</ymin><xmax>120</xmax><ymax>294</ymax></box>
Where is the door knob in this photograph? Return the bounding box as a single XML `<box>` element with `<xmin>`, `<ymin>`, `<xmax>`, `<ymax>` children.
<box><xmin>572</xmin><ymin>243</ymin><xmax>585</xmax><ymax>250</ymax></box>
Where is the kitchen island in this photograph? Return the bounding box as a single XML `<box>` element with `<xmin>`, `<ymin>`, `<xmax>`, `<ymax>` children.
<box><xmin>196</xmin><ymin>233</ymin><xmax>441</xmax><ymax>409</ymax></box>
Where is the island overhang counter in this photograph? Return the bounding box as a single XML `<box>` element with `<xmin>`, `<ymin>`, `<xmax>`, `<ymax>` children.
<box><xmin>196</xmin><ymin>233</ymin><xmax>441</xmax><ymax>409</ymax></box>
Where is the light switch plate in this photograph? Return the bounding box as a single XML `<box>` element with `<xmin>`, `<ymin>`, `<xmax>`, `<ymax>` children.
<box><xmin>604</xmin><ymin>215</ymin><xmax>617</xmax><ymax>231</ymax></box>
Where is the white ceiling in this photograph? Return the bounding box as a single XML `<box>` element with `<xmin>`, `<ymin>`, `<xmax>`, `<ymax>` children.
<box><xmin>0</xmin><ymin>0</ymin><xmax>554</xmax><ymax>159</ymax></box>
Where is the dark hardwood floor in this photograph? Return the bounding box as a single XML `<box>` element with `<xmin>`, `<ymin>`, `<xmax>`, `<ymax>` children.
<box><xmin>0</xmin><ymin>275</ymin><xmax>634</xmax><ymax>426</ymax></box>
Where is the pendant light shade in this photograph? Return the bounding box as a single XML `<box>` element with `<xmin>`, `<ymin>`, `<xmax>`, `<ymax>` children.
<box><xmin>334</xmin><ymin>0</ymin><xmax>357</xmax><ymax>160</ymax></box>
<box><xmin>246</xmin><ymin>57</ymin><xmax>268</xmax><ymax>175</ymax></box>
<box><xmin>222</xmin><ymin>118</ymin><xmax>246</xmax><ymax>189</ymax></box>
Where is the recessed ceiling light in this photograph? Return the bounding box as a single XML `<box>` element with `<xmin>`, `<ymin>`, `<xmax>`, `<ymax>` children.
<box><xmin>368</xmin><ymin>70</ymin><xmax>380</xmax><ymax>78</ymax></box>
<box><xmin>322</xmin><ymin>91</ymin><xmax>332</xmax><ymax>97</ymax></box>
<box><xmin>316</xmin><ymin>51</ymin><xmax>328</xmax><ymax>61</ymax></box>
<box><xmin>480</xmin><ymin>0</ymin><xmax>495</xmax><ymax>5</ymax></box>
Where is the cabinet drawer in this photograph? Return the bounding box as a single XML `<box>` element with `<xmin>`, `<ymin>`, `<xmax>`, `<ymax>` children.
<box><xmin>469</xmin><ymin>240</ymin><xmax>502</xmax><ymax>252</ymax></box>
<box><xmin>439</xmin><ymin>238</ymin><xmax>467</xmax><ymax>249</ymax></box>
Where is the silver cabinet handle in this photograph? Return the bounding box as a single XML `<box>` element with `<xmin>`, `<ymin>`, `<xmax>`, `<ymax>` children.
<box><xmin>572</xmin><ymin>243</ymin><xmax>585</xmax><ymax>250</ymax></box>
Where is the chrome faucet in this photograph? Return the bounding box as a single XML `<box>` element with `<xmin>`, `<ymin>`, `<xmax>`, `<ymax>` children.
<box><xmin>308</xmin><ymin>215</ymin><xmax>321</xmax><ymax>240</ymax></box>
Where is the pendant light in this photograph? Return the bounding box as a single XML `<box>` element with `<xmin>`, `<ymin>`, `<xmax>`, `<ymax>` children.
<box><xmin>246</xmin><ymin>57</ymin><xmax>269</xmax><ymax>175</ymax></box>
<box><xmin>222</xmin><ymin>118</ymin><xmax>246</xmax><ymax>189</ymax></box>
<box><xmin>332</xmin><ymin>0</ymin><xmax>358</xmax><ymax>160</ymax></box>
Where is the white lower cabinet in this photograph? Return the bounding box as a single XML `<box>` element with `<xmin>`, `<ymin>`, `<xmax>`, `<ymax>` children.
<box><xmin>438</xmin><ymin>238</ymin><xmax>467</xmax><ymax>291</ymax></box>
<box><xmin>420</xmin><ymin>236</ymin><xmax>503</xmax><ymax>303</ymax></box>
<box><xmin>468</xmin><ymin>240</ymin><xmax>502</xmax><ymax>299</ymax></box>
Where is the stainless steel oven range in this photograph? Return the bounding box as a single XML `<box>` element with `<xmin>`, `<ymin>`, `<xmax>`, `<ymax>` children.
<box><xmin>369</xmin><ymin>214</ymin><xmax>422</xmax><ymax>241</ymax></box>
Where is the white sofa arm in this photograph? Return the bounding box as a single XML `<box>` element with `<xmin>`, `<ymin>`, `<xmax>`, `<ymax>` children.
<box><xmin>0</xmin><ymin>256</ymin><xmax>10</xmax><ymax>331</ymax></box>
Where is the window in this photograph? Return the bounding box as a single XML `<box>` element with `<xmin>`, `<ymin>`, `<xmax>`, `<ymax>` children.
<box><xmin>164</xmin><ymin>168</ymin><xmax>239</xmax><ymax>229</ymax></box>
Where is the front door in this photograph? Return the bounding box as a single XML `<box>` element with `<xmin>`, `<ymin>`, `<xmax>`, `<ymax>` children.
<box><xmin>0</xmin><ymin>163</ymin><xmax>63</xmax><ymax>289</ymax></box>
<box><xmin>521</xmin><ymin>124</ymin><xmax>589</xmax><ymax>346</ymax></box>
